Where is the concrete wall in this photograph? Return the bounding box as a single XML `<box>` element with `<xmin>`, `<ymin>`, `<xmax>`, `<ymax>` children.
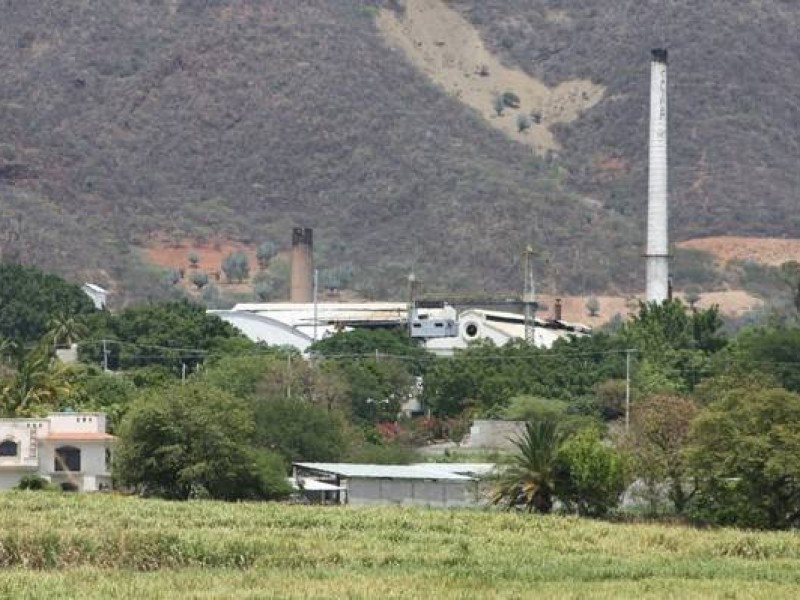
<box><xmin>49</xmin><ymin>413</ymin><xmax>107</xmax><ymax>434</ymax></box>
<box><xmin>346</xmin><ymin>478</ymin><xmax>475</xmax><ymax>507</ymax></box>
<box><xmin>461</xmin><ymin>420</ymin><xmax>526</xmax><ymax>451</ymax></box>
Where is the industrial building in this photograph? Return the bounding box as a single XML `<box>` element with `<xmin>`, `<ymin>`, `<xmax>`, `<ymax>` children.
<box><xmin>291</xmin><ymin>463</ymin><xmax>494</xmax><ymax>507</ymax></box>
<box><xmin>210</xmin><ymin>303</ymin><xmax>589</xmax><ymax>356</ymax></box>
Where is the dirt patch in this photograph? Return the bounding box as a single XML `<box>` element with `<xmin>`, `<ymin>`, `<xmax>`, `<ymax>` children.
<box><xmin>679</xmin><ymin>237</ymin><xmax>800</xmax><ymax>267</ymax></box>
<box><xmin>138</xmin><ymin>237</ymin><xmax>287</xmax><ymax>295</ymax></box>
<box><xmin>376</xmin><ymin>0</ymin><xmax>604</xmax><ymax>154</ymax></box>
<box><xmin>538</xmin><ymin>290</ymin><xmax>762</xmax><ymax>325</ymax></box>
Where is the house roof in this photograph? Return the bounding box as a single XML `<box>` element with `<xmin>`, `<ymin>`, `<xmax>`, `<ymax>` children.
<box><xmin>39</xmin><ymin>433</ymin><xmax>116</xmax><ymax>442</ymax></box>
<box><xmin>293</xmin><ymin>462</ymin><xmax>475</xmax><ymax>481</ymax></box>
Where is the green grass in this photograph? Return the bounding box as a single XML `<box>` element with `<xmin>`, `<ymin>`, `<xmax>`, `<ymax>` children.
<box><xmin>2</xmin><ymin>493</ymin><xmax>800</xmax><ymax>598</ymax></box>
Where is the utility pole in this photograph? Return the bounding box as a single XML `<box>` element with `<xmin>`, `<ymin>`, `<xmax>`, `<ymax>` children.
<box><xmin>625</xmin><ymin>349</ymin><xmax>635</xmax><ymax>432</ymax></box>
<box><xmin>286</xmin><ymin>353</ymin><xmax>292</xmax><ymax>400</ymax></box>
<box><xmin>313</xmin><ymin>268</ymin><xmax>319</xmax><ymax>342</ymax></box>
<box><xmin>407</xmin><ymin>271</ymin><xmax>417</xmax><ymax>338</ymax></box>
<box><xmin>524</xmin><ymin>246</ymin><xmax>536</xmax><ymax>344</ymax></box>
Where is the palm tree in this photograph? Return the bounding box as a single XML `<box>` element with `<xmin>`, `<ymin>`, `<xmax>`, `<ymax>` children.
<box><xmin>492</xmin><ymin>420</ymin><xmax>563</xmax><ymax>513</ymax></box>
<box><xmin>0</xmin><ymin>336</ymin><xmax>19</xmax><ymax>366</ymax></box>
<box><xmin>46</xmin><ymin>311</ymin><xmax>88</xmax><ymax>348</ymax></box>
<box><xmin>0</xmin><ymin>345</ymin><xmax>72</xmax><ymax>417</ymax></box>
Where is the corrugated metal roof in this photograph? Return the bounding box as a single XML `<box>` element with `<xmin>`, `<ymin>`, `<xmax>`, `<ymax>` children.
<box><xmin>411</xmin><ymin>463</ymin><xmax>496</xmax><ymax>477</ymax></box>
<box><xmin>294</xmin><ymin>463</ymin><xmax>475</xmax><ymax>481</ymax></box>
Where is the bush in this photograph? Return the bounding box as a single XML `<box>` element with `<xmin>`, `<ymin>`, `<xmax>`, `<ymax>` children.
<box><xmin>256</xmin><ymin>242</ymin><xmax>278</xmax><ymax>269</ymax></box>
<box><xmin>190</xmin><ymin>270</ymin><xmax>209</xmax><ymax>289</ymax></box>
<box><xmin>16</xmin><ymin>474</ymin><xmax>54</xmax><ymax>491</ymax></box>
<box><xmin>555</xmin><ymin>427</ymin><xmax>627</xmax><ymax>517</ymax></box>
<box><xmin>501</xmin><ymin>91</ymin><xmax>520</xmax><ymax>108</ymax></box>
<box><xmin>222</xmin><ymin>251</ymin><xmax>250</xmax><ymax>283</ymax></box>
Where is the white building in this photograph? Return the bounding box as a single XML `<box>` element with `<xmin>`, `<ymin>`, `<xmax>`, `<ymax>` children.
<box><xmin>210</xmin><ymin>303</ymin><xmax>589</xmax><ymax>357</ymax></box>
<box><xmin>421</xmin><ymin>309</ymin><xmax>590</xmax><ymax>356</ymax></box>
<box><xmin>0</xmin><ymin>412</ymin><xmax>115</xmax><ymax>491</ymax></box>
<box><xmin>292</xmin><ymin>462</ymin><xmax>490</xmax><ymax>507</ymax></box>
<box><xmin>81</xmin><ymin>283</ymin><xmax>109</xmax><ymax>310</ymax></box>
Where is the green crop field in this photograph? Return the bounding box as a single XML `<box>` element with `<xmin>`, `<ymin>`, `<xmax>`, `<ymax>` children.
<box><xmin>1</xmin><ymin>493</ymin><xmax>800</xmax><ymax>599</ymax></box>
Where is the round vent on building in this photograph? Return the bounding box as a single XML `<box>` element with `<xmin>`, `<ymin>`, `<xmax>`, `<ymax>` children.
<box><xmin>464</xmin><ymin>323</ymin><xmax>479</xmax><ymax>338</ymax></box>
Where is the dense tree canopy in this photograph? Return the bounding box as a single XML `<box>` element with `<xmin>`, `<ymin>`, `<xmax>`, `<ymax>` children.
<box><xmin>80</xmin><ymin>300</ymin><xmax>252</xmax><ymax>372</ymax></box>
<box><xmin>687</xmin><ymin>388</ymin><xmax>800</xmax><ymax>529</ymax></box>
<box><xmin>0</xmin><ymin>263</ymin><xmax>95</xmax><ymax>343</ymax></box>
<box><xmin>114</xmin><ymin>382</ymin><xmax>289</xmax><ymax>501</ymax></box>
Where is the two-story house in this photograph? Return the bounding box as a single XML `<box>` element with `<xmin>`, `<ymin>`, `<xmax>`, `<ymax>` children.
<box><xmin>0</xmin><ymin>412</ymin><xmax>115</xmax><ymax>491</ymax></box>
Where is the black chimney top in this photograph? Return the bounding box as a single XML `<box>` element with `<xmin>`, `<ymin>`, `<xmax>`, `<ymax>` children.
<box><xmin>651</xmin><ymin>48</ymin><xmax>668</xmax><ymax>64</ymax></box>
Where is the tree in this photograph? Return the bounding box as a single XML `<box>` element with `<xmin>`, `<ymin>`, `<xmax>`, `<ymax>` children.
<box><xmin>80</xmin><ymin>300</ymin><xmax>249</xmax><ymax>372</ymax></box>
<box><xmin>254</xmin><ymin>280</ymin><xmax>275</xmax><ymax>302</ymax></box>
<box><xmin>586</xmin><ymin>296</ymin><xmax>600</xmax><ymax>317</ymax></box>
<box><xmin>492</xmin><ymin>420</ymin><xmax>562</xmax><ymax>513</ymax></box>
<box><xmin>69</xmin><ymin>367</ymin><xmax>138</xmax><ymax>432</ymax></box>
<box><xmin>778</xmin><ymin>261</ymin><xmax>800</xmax><ymax>313</ymax></box>
<box><xmin>187</xmin><ymin>251</ymin><xmax>200</xmax><ymax>269</ymax></box>
<box><xmin>555</xmin><ymin>427</ymin><xmax>627</xmax><ymax>517</ymax></box>
<box><xmin>222</xmin><ymin>251</ymin><xmax>250</xmax><ymax>283</ymax></box>
<box><xmin>492</xmin><ymin>95</ymin><xmax>505</xmax><ymax>116</ymax></box>
<box><xmin>256</xmin><ymin>241</ymin><xmax>278</xmax><ymax>269</ymax></box>
<box><xmin>249</xmin><ymin>397</ymin><xmax>349</xmax><ymax>463</ymax></box>
<box><xmin>114</xmin><ymin>382</ymin><xmax>290</xmax><ymax>501</ymax></box>
<box><xmin>164</xmin><ymin>267</ymin><xmax>182</xmax><ymax>286</ymax></box>
<box><xmin>46</xmin><ymin>311</ymin><xmax>88</xmax><ymax>348</ymax></box>
<box><xmin>687</xmin><ymin>387</ymin><xmax>800</xmax><ymax>529</ymax></box>
<box><xmin>501</xmin><ymin>395</ymin><xmax>568</xmax><ymax>423</ymax></box>
<box><xmin>0</xmin><ymin>343</ymin><xmax>73</xmax><ymax>417</ymax></box>
<box><xmin>516</xmin><ymin>113</ymin><xmax>531</xmax><ymax>133</ymax></box>
<box><xmin>592</xmin><ymin>379</ymin><xmax>627</xmax><ymax>420</ymax></box>
<box><xmin>0</xmin><ymin>264</ymin><xmax>95</xmax><ymax>344</ymax></box>
<box><xmin>684</xmin><ymin>285</ymin><xmax>701</xmax><ymax>311</ymax></box>
<box><xmin>624</xmin><ymin>394</ymin><xmax>697</xmax><ymax>514</ymax></box>
<box><xmin>731</xmin><ymin>327</ymin><xmax>800</xmax><ymax>393</ymax></box>
<box><xmin>191</xmin><ymin>270</ymin><xmax>209</xmax><ymax>290</ymax></box>
<box><xmin>311</xmin><ymin>328</ymin><xmax>430</xmax><ymax>375</ymax></box>
<box><xmin>501</xmin><ymin>91</ymin><xmax>521</xmax><ymax>108</ymax></box>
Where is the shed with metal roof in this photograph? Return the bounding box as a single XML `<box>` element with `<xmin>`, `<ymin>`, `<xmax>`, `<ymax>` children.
<box><xmin>292</xmin><ymin>462</ymin><xmax>480</xmax><ymax>507</ymax></box>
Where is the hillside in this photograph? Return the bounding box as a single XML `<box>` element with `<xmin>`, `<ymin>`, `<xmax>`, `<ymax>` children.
<box><xmin>0</xmin><ymin>1</ymin><xmax>798</xmax><ymax>302</ymax></box>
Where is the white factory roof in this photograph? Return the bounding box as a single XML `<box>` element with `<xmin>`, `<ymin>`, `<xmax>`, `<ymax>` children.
<box><xmin>294</xmin><ymin>463</ymin><xmax>476</xmax><ymax>481</ymax></box>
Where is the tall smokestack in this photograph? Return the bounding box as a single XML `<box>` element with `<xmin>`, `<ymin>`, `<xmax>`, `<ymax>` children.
<box><xmin>646</xmin><ymin>48</ymin><xmax>669</xmax><ymax>303</ymax></box>
<box><xmin>290</xmin><ymin>227</ymin><xmax>313</xmax><ymax>303</ymax></box>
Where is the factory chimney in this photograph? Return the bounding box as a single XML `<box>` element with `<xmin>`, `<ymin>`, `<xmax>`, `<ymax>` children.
<box><xmin>290</xmin><ymin>227</ymin><xmax>313</xmax><ymax>303</ymax></box>
<box><xmin>645</xmin><ymin>48</ymin><xmax>670</xmax><ymax>303</ymax></box>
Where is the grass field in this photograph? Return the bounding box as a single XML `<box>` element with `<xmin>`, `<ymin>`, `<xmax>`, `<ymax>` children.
<box><xmin>1</xmin><ymin>493</ymin><xmax>800</xmax><ymax>599</ymax></box>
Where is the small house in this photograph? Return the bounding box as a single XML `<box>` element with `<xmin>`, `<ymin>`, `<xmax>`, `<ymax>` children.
<box><xmin>0</xmin><ymin>412</ymin><xmax>115</xmax><ymax>492</ymax></box>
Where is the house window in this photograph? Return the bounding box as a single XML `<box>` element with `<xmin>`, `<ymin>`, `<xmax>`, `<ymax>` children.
<box><xmin>54</xmin><ymin>446</ymin><xmax>81</xmax><ymax>472</ymax></box>
<box><xmin>0</xmin><ymin>440</ymin><xmax>18</xmax><ymax>457</ymax></box>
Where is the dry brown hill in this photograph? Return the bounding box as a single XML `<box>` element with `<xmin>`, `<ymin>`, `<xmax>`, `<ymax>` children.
<box><xmin>0</xmin><ymin>0</ymin><xmax>798</xmax><ymax>304</ymax></box>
